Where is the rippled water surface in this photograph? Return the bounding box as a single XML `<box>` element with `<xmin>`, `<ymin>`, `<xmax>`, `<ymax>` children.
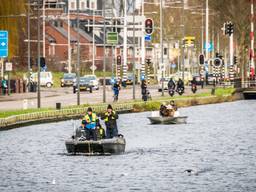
<box><xmin>1</xmin><ymin>101</ymin><xmax>256</xmax><ymax>192</ymax></box>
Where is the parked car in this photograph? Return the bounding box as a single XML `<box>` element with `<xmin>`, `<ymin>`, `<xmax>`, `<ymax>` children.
<box><xmin>84</xmin><ymin>75</ymin><xmax>99</xmax><ymax>90</ymax></box>
<box><xmin>61</xmin><ymin>73</ymin><xmax>76</xmax><ymax>87</ymax></box>
<box><xmin>31</xmin><ymin>71</ymin><xmax>53</xmax><ymax>88</ymax></box>
<box><xmin>73</xmin><ymin>77</ymin><xmax>93</xmax><ymax>93</ymax></box>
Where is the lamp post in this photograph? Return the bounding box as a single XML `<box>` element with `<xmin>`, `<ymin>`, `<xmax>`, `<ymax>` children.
<box><xmin>132</xmin><ymin>0</ymin><xmax>136</xmax><ymax>100</ymax></box>
<box><xmin>76</xmin><ymin>0</ymin><xmax>80</xmax><ymax>105</ymax></box>
<box><xmin>205</xmin><ymin>0</ymin><xmax>209</xmax><ymax>62</ymax></box>
<box><xmin>160</xmin><ymin>0</ymin><xmax>164</xmax><ymax>96</ymax></box>
<box><xmin>43</xmin><ymin>0</ymin><xmax>45</xmax><ymax>58</ymax></box>
<box><xmin>37</xmin><ymin>0</ymin><xmax>41</xmax><ymax>108</ymax></box>
<box><xmin>103</xmin><ymin>0</ymin><xmax>106</xmax><ymax>103</ymax></box>
<box><xmin>27</xmin><ymin>0</ymin><xmax>31</xmax><ymax>92</ymax></box>
<box><xmin>68</xmin><ymin>1</ymin><xmax>71</xmax><ymax>73</ymax></box>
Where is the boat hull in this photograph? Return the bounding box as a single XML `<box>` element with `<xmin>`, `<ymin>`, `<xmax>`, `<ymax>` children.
<box><xmin>65</xmin><ymin>137</ymin><xmax>126</xmax><ymax>155</ymax></box>
<box><xmin>148</xmin><ymin>116</ymin><xmax>187</xmax><ymax>124</ymax></box>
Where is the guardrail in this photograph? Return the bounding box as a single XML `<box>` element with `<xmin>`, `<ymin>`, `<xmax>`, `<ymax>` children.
<box><xmin>0</xmin><ymin>103</ymin><xmax>134</xmax><ymax>129</ymax></box>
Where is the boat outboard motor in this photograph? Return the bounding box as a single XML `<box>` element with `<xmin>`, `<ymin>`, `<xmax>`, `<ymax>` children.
<box><xmin>75</xmin><ymin>126</ymin><xmax>85</xmax><ymax>138</ymax></box>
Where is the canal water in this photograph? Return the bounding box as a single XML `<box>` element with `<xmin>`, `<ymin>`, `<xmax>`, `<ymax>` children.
<box><xmin>0</xmin><ymin>101</ymin><xmax>256</xmax><ymax>192</ymax></box>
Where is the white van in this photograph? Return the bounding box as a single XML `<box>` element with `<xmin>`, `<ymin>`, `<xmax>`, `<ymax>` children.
<box><xmin>31</xmin><ymin>72</ymin><xmax>53</xmax><ymax>88</ymax></box>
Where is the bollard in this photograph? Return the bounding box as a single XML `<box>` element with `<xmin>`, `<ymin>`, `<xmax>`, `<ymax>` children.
<box><xmin>23</xmin><ymin>99</ymin><xmax>28</xmax><ymax>110</ymax></box>
<box><xmin>211</xmin><ymin>88</ymin><xmax>215</xmax><ymax>95</ymax></box>
<box><xmin>56</xmin><ymin>103</ymin><xmax>61</xmax><ymax>110</ymax></box>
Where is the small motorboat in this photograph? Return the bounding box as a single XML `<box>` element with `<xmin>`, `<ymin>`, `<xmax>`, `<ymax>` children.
<box><xmin>65</xmin><ymin>126</ymin><xmax>126</xmax><ymax>155</ymax></box>
<box><xmin>148</xmin><ymin>111</ymin><xmax>188</xmax><ymax>124</ymax></box>
<box><xmin>148</xmin><ymin>116</ymin><xmax>188</xmax><ymax>124</ymax></box>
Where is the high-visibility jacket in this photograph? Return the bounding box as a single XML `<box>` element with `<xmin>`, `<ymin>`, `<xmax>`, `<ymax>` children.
<box><xmin>104</xmin><ymin>111</ymin><xmax>117</xmax><ymax>122</ymax></box>
<box><xmin>82</xmin><ymin>113</ymin><xmax>97</xmax><ymax>129</ymax></box>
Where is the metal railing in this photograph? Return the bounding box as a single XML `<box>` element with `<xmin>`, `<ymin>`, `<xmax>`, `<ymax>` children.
<box><xmin>0</xmin><ymin>103</ymin><xmax>134</xmax><ymax>129</ymax></box>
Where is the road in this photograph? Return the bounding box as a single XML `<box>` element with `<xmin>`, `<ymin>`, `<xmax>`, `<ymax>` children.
<box><xmin>0</xmin><ymin>85</ymin><xmax>210</xmax><ymax>110</ymax></box>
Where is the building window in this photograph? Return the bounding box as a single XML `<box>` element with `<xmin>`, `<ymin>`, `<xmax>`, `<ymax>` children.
<box><xmin>91</xmin><ymin>2</ymin><xmax>95</xmax><ymax>9</ymax></box>
<box><xmin>71</xmin><ymin>2</ymin><xmax>75</xmax><ymax>9</ymax></box>
<box><xmin>87</xmin><ymin>0</ymin><xmax>90</xmax><ymax>8</ymax></box>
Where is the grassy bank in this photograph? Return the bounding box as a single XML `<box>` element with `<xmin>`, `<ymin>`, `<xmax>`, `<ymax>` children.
<box><xmin>0</xmin><ymin>87</ymin><xmax>236</xmax><ymax>119</ymax></box>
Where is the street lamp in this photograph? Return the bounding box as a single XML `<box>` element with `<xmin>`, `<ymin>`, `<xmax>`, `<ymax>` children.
<box><xmin>160</xmin><ymin>0</ymin><xmax>164</xmax><ymax>96</ymax></box>
<box><xmin>76</xmin><ymin>0</ymin><xmax>80</xmax><ymax>106</ymax></box>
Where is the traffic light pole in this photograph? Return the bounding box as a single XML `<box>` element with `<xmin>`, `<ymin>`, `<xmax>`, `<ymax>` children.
<box><xmin>132</xmin><ymin>0</ymin><xmax>136</xmax><ymax>100</ymax></box>
<box><xmin>229</xmin><ymin>33</ymin><xmax>234</xmax><ymax>81</ymax></box>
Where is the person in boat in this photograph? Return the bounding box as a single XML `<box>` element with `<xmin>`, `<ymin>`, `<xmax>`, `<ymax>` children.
<box><xmin>160</xmin><ymin>102</ymin><xmax>168</xmax><ymax>117</ymax></box>
<box><xmin>82</xmin><ymin>107</ymin><xmax>98</xmax><ymax>141</ymax></box>
<box><xmin>101</xmin><ymin>104</ymin><xmax>119</xmax><ymax>138</ymax></box>
<box><xmin>168</xmin><ymin>100</ymin><xmax>180</xmax><ymax>117</ymax></box>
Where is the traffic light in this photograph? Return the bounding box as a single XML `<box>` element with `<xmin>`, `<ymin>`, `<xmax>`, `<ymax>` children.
<box><xmin>145</xmin><ymin>18</ymin><xmax>154</xmax><ymax>35</ymax></box>
<box><xmin>234</xmin><ymin>56</ymin><xmax>237</xmax><ymax>65</ymax></box>
<box><xmin>146</xmin><ymin>58</ymin><xmax>151</xmax><ymax>66</ymax></box>
<box><xmin>199</xmin><ymin>54</ymin><xmax>204</xmax><ymax>65</ymax></box>
<box><xmin>225</xmin><ymin>22</ymin><xmax>234</xmax><ymax>36</ymax></box>
<box><xmin>117</xmin><ymin>55</ymin><xmax>122</xmax><ymax>65</ymax></box>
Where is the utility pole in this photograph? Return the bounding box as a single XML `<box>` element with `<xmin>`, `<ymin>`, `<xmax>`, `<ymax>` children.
<box><xmin>68</xmin><ymin>1</ymin><xmax>71</xmax><ymax>73</ymax></box>
<box><xmin>141</xmin><ymin>0</ymin><xmax>145</xmax><ymax>84</ymax></box>
<box><xmin>132</xmin><ymin>0</ymin><xmax>136</xmax><ymax>100</ymax></box>
<box><xmin>123</xmin><ymin>0</ymin><xmax>128</xmax><ymax>82</ymax></box>
<box><xmin>92</xmin><ymin>8</ymin><xmax>95</xmax><ymax>75</ymax></box>
<box><xmin>160</xmin><ymin>0</ymin><xmax>164</xmax><ymax>96</ymax></box>
<box><xmin>250</xmin><ymin>0</ymin><xmax>255</xmax><ymax>80</ymax></box>
<box><xmin>27</xmin><ymin>0</ymin><xmax>31</xmax><ymax>92</ymax></box>
<box><xmin>76</xmin><ymin>0</ymin><xmax>80</xmax><ymax>105</ymax></box>
<box><xmin>205</xmin><ymin>0</ymin><xmax>209</xmax><ymax>62</ymax></box>
<box><xmin>43</xmin><ymin>0</ymin><xmax>45</xmax><ymax>58</ymax></box>
<box><xmin>37</xmin><ymin>0</ymin><xmax>41</xmax><ymax>108</ymax></box>
<box><xmin>182</xmin><ymin>0</ymin><xmax>185</xmax><ymax>81</ymax></box>
<box><xmin>103</xmin><ymin>0</ymin><xmax>106</xmax><ymax>103</ymax></box>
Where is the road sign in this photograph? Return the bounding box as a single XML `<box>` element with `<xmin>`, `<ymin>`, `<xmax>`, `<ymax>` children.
<box><xmin>145</xmin><ymin>35</ymin><xmax>151</xmax><ymax>42</ymax></box>
<box><xmin>5</xmin><ymin>62</ymin><xmax>12</xmax><ymax>71</ymax></box>
<box><xmin>204</xmin><ymin>42</ymin><xmax>213</xmax><ymax>52</ymax></box>
<box><xmin>107</xmin><ymin>32</ymin><xmax>118</xmax><ymax>44</ymax></box>
<box><xmin>0</xmin><ymin>31</ymin><xmax>8</xmax><ymax>58</ymax></box>
<box><xmin>171</xmin><ymin>63</ymin><xmax>176</xmax><ymax>69</ymax></box>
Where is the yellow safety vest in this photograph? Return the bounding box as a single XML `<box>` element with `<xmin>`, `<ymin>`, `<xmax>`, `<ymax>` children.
<box><xmin>104</xmin><ymin>111</ymin><xmax>116</xmax><ymax>122</ymax></box>
<box><xmin>83</xmin><ymin>113</ymin><xmax>97</xmax><ymax>123</ymax></box>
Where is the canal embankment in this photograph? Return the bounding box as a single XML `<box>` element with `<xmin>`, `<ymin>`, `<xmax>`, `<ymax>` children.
<box><xmin>0</xmin><ymin>88</ymin><xmax>243</xmax><ymax>130</ymax></box>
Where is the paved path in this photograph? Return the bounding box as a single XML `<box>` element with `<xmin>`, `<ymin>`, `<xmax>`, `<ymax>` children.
<box><xmin>0</xmin><ymin>85</ymin><xmax>211</xmax><ymax>111</ymax></box>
